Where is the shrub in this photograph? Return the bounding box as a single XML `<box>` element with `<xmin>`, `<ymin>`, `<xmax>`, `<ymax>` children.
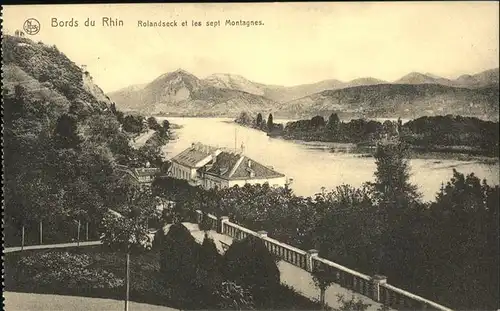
<box><xmin>200</xmin><ymin>234</ymin><xmax>222</xmax><ymax>271</ymax></box>
<box><xmin>159</xmin><ymin>223</ymin><xmax>200</xmax><ymax>288</ymax></box>
<box><xmin>214</xmin><ymin>281</ymin><xmax>255</xmax><ymax>310</ymax></box>
<box><xmin>223</xmin><ymin>235</ymin><xmax>280</xmax><ymax>302</ymax></box>
<box><xmin>16</xmin><ymin>251</ymin><xmax>124</xmax><ymax>291</ymax></box>
<box><xmin>333</xmin><ymin>294</ymin><xmax>371</xmax><ymax>311</ymax></box>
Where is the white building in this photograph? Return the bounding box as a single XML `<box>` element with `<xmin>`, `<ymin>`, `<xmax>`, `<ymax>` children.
<box><xmin>168</xmin><ymin>143</ymin><xmax>286</xmax><ymax>189</ymax></box>
<box><xmin>169</xmin><ymin>143</ymin><xmax>222</xmax><ymax>186</ymax></box>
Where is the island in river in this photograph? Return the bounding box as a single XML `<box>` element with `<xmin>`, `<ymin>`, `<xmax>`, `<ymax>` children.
<box><xmin>235</xmin><ymin>112</ymin><xmax>500</xmax><ymax>159</ymax></box>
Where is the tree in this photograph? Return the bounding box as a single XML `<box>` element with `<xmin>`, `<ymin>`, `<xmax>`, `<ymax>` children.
<box><xmin>161</xmin><ymin>119</ymin><xmax>170</xmax><ymax>132</ymax></box>
<box><xmin>382</xmin><ymin>120</ymin><xmax>397</xmax><ymax>138</ymax></box>
<box><xmin>327</xmin><ymin>113</ymin><xmax>340</xmax><ymax>131</ymax></box>
<box><xmin>423</xmin><ymin>170</ymin><xmax>500</xmax><ymax>309</ymax></box>
<box><xmin>100</xmin><ymin>185</ymin><xmax>159</xmax><ymax>311</ymax></box>
<box><xmin>54</xmin><ymin>114</ymin><xmax>81</xmax><ymax>149</ymax></box>
<box><xmin>195</xmin><ymin>235</ymin><xmax>224</xmax><ymax>306</ymax></box>
<box><xmin>256</xmin><ymin>113</ymin><xmax>263</xmax><ymax>127</ymax></box>
<box><xmin>267</xmin><ymin>113</ymin><xmax>274</xmax><ymax>132</ymax></box>
<box><xmin>311</xmin><ymin>115</ymin><xmax>326</xmax><ymax>128</ymax></box>
<box><xmin>158</xmin><ymin>223</ymin><xmax>200</xmax><ymax>287</ymax></box>
<box><xmin>201</xmin><ymin>235</ymin><xmax>221</xmax><ymax>269</ymax></box>
<box><xmin>313</xmin><ymin>185</ymin><xmax>380</xmax><ymax>276</ymax></box>
<box><xmin>223</xmin><ymin>235</ymin><xmax>280</xmax><ymax>306</ymax></box>
<box><xmin>370</xmin><ymin>141</ymin><xmax>421</xmax><ymax>274</ymax></box>
<box><xmin>371</xmin><ymin>141</ymin><xmax>420</xmax><ymax>207</ymax></box>
<box><xmin>312</xmin><ymin>264</ymin><xmax>336</xmax><ymax>309</ymax></box>
<box><xmin>147</xmin><ymin>116</ymin><xmax>160</xmax><ymax>131</ymax></box>
<box><xmin>122</xmin><ymin>115</ymin><xmax>144</xmax><ymax>134</ymax></box>
<box><xmin>236</xmin><ymin>111</ymin><xmax>253</xmax><ymax>125</ymax></box>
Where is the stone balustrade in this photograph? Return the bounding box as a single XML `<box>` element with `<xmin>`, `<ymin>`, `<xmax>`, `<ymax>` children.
<box><xmin>194</xmin><ymin>210</ymin><xmax>453</xmax><ymax>311</ymax></box>
<box><xmin>379</xmin><ymin>283</ymin><xmax>452</xmax><ymax>311</ymax></box>
<box><xmin>312</xmin><ymin>256</ymin><xmax>373</xmax><ymax>298</ymax></box>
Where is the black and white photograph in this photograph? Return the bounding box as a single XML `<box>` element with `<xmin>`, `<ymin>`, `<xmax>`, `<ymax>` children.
<box><xmin>2</xmin><ymin>3</ymin><xmax>499</xmax><ymax>311</ymax></box>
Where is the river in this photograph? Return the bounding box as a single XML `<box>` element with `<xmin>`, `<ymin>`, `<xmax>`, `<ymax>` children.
<box><xmin>158</xmin><ymin>117</ymin><xmax>499</xmax><ymax>202</ymax></box>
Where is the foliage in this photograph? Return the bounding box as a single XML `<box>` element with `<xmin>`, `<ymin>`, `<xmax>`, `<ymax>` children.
<box><xmin>256</xmin><ymin>113</ymin><xmax>263</xmax><ymax>127</ymax></box>
<box><xmin>223</xmin><ymin>235</ymin><xmax>280</xmax><ymax>303</ymax></box>
<box><xmin>377</xmin><ymin>304</ymin><xmax>391</xmax><ymax>311</ymax></box>
<box><xmin>3</xmin><ymin>85</ymin><xmax>129</xmax><ymax>237</ymax></box>
<box><xmin>267</xmin><ymin>113</ymin><xmax>274</xmax><ymax>131</ymax></box>
<box><xmin>214</xmin><ymin>281</ymin><xmax>255</xmax><ymax>310</ymax></box>
<box><xmin>258</xmin><ymin>112</ymin><xmax>499</xmax><ymax>156</ymax></box>
<box><xmin>199</xmin><ymin>210</ymin><xmax>215</xmax><ymax>232</ymax></box>
<box><xmin>3</xmin><ymin>35</ymin><xmax>99</xmax><ymax>105</ymax></box>
<box><xmin>327</xmin><ymin>113</ymin><xmax>340</xmax><ymax>134</ymax></box>
<box><xmin>152</xmin><ymin>177</ymin><xmax>204</xmax><ymax>221</ymax></box>
<box><xmin>332</xmin><ymin>294</ymin><xmax>371</xmax><ymax>311</ymax></box>
<box><xmin>4</xmin><ymin>45</ymin><xmax>164</xmax><ymax>247</ymax></box>
<box><xmin>312</xmin><ymin>263</ymin><xmax>337</xmax><ymax>307</ymax></box>
<box><xmin>200</xmin><ymin>235</ymin><xmax>222</xmax><ymax>271</ymax></box>
<box><xmin>414</xmin><ymin>169</ymin><xmax>499</xmax><ymax>309</ymax></box>
<box><xmin>371</xmin><ymin>141</ymin><xmax>421</xmax><ymax>206</ymax></box>
<box><xmin>53</xmin><ymin>113</ymin><xmax>81</xmax><ymax>149</ymax></box>
<box><xmin>14</xmin><ymin>251</ymin><xmax>124</xmax><ymax>291</ymax></box>
<box><xmin>311</xmin><ymin>115</ymin><xmax>326</xmax><ymax>127</ymax></box>
<box><xmin>403</xmin><ymin>115</ymin><xmax>499</xmax><ymax>153</ymax></box>
<box><xmin>235</xmin><ymin>111</ymin><xmax>254</xmax><ymax>125</ymax></box>
<box><xmin>4</xmin><ymin>248</ymin><xmax>186</xmax><ymax>309</ymax></box>
<box><xmin>147</xmin><ymin>116</ymin><xmax>161</xmax><ymax>131</ymax></box>
<box><xmin>158</xmin><ymin>223</ymin><xmax>201</xmax><ymax>287</ymax></box>
<box><xmin>154</xmin><ymin>159</ymin><xmax>499</xmax><ymax>310</ymax></box>
<box><xmin>122</xmin><ymin>114</ymin><xmax>145</xmax><ymax>134</ymax></box>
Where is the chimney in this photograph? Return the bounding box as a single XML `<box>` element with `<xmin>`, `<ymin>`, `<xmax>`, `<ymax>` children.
<box><xmin>247</xmin><ymin>160</ymin><xmax>252</xmax><ymax>168</ymax></box>
<box><xmin>212</xmin><ymin>152</ymin><xmax>218</xmax><ymax>164</ymax></box>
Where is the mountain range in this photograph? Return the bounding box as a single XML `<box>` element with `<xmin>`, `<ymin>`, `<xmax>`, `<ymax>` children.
<box><xmin>2</xmin><ymin>34</ymin><xmax>497</xmax><ymax>121</ymax></box>
<box><xmin>109</xmin><ymin>68</ymin><xmax>499</xmax><ymax>120</ymax></box>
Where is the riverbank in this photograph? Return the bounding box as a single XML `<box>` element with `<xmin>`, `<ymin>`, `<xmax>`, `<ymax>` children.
<box><xmin>233</xmin><ymin>120</ymin><xmax>499</xmax><ymax>160</ymax></box>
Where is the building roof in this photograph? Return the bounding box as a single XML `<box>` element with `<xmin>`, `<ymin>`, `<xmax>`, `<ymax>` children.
<box><xmin>171</xmin><ymin>143</ymin><xmax>219</xmax><ymax>168</ymax></box>
<box><xmin>133</xmin><ymin>167</ymin><xmax>160</xmax><ymax>177</ymax></box>
<box><xmin>115</xmin><ymin>165</ymin><xmax>160</xmax><ymax>183</ymax></box>
<box><xmin>203</xmin><ymin>151</ymin><xmax>285</xmax><ymax>181</ymax></box>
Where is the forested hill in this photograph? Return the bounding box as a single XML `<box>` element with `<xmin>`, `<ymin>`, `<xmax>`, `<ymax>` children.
<box><xmin>2</xmin><ymin>34</ymin><xmax>112</xmax><ymax>111</ymax></box>
<box><xmin>278</xmin><ymin>83</ymin><xmax>499</xmax><ymax>121</ymax></box>
<box><xmin>3</xmin><ymin>34</ymin><xmax>165</xmax><ymax>247</ymax></box>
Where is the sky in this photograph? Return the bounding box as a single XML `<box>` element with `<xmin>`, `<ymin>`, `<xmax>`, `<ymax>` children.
<box><xmin>3</xmin><ymin>2</ymin><xmax>499</xmax><ymax>93</ymax></box>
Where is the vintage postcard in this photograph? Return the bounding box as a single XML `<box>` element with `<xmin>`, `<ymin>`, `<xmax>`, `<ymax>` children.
<box><xmin>2</xmin><ymin>2</ymin><xmax>499</xmax><ymax>311</ymax></box>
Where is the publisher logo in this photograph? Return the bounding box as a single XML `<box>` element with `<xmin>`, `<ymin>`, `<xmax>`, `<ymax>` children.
<box><xmin>23</xmin><ymin>18</ymin><xmax>40</xmax><ymax>35</ymax></box>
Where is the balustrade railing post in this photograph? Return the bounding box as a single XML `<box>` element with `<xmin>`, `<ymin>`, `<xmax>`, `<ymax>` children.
<box><xmin>195</xmin><ymin>210</ymin><xmax>202</xmax><ymax>224</ymax></box>
<box><xmin>306</xmin><ymin>249</ymin><xmax>319</xmax><ymax>272</ymax></box>
<box><xmin>257</xmin><ymin>230</ymin><xmax>268</xmax><ymax>238</ymax></box>
<box><xmin>370</xmin><ymin>274</ymin><xmax>387</xmax><ymax>302</ymax></box>
<box><xmin>21</xmin><ymin>225</ymin><xmax>25</xmax><ymax>251</ymax></box>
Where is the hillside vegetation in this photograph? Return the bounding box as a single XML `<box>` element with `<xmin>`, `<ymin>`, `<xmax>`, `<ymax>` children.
<box><xmin>280</xmin><ymin>83</ymin><xmax>499</xmax><ymax>121</ymax></box>
<box><xmin>2</xmin><ymin>35</ymin><xmax>111</xmax><ymax>110</ymax></box>
<box><xmin>3</xmin><ymin>35</ymin><xmax>168</xmax><ymax>247</ymax></box>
